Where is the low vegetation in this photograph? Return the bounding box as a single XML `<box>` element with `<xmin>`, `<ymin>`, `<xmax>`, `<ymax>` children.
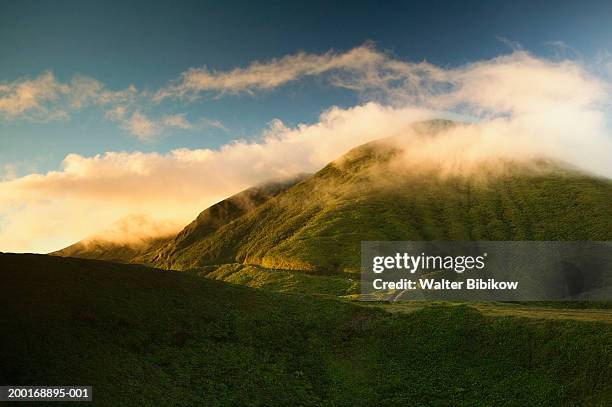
<box><xmin>2</xmin><ymin>253</ymin><xmax>611</xmax><ymax>406</ymax></box>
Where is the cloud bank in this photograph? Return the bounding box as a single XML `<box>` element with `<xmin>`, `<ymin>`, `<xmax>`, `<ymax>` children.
<box><xmin>0</xmin><ymin>104</ymin><xmax>433</xmax><ymax>252</ymax></box>
<box><xmin>1</xmin><ymin>45</ymin><xmax>611</xmax><ymax>252</ymax></box>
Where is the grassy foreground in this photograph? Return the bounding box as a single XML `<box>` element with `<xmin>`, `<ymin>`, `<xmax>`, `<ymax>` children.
<box><xmin>1</xmin><ymin>253</ymin><xmax>611</xmax><ymax>406</ymax></box>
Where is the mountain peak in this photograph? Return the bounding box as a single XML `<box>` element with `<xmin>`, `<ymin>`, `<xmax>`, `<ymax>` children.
<box><xmin>55</xmin><ymin>128</ymin><xmax>612</xmax><ymax>272</ymax></box>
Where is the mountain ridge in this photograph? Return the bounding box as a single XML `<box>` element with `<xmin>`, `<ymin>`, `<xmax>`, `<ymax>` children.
<box><xmin>53</xmin><ymin>176</ymin><xmax>306</xmax><ymax>264</ymax></box>
<box><xmin>55</xmin><ymin>121</ymin><xmax>612</xmax><ymax>273</ymax></box>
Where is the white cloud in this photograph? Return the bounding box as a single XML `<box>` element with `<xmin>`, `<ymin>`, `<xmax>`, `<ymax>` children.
<box><xmin>119</xmin><ymin>112</ymin><xmax>194</xmax><ymax>140</ymax></box>
<box><xmin>1</xmin><ymin>164</ymin><xmax>18</xmax><ymax>181</ymax></box>
<box><xmin>0</xmin><ymin>103</ymin><xmax>433</xmax><ymax>252</ymax></box>
<box><xmin>0</xmin><ymin>71</ymin><xmax>221</xmax><ymax>140</ymax></box>
<box><xmin>161</xmin><ymin>113</ymin><xmax>192</xmax><ymax>130</ymax></box>
<box><xmin>1</xmin><ymin>46</ymin><xmax>612</xmax><ymax>253</ymax></box>
<box><xmin>154</xmin><ymin>44</ymin><xmax>390</xmax><ymax>100</ymax></box>
<box><xmin>0</xmin><ymin>72</ymin><xmax>67</xmax><ymax>120</ymax></box>
<box><xmin>496</xmin><ymin>36</ymin><xmax>523</xmax><ymax>51</ymax></box>
<box><xmin>198</xmin><ymin>117</ymin><xmax>228</xmax><ymax>132</ymax></box>
<box><xmin>104</xmin><ymin>105</ymin><xmax>128</xmax><ymax>121</ymax></box>
<box><xmin>122</xmin><ymin>112</ymin><xmax>159</xmax><ymax>139</ymax></box>
<box><xmin>0</xmin><ymin>71</ymin><xmax>138</xmax><ymax>122</ymax></box>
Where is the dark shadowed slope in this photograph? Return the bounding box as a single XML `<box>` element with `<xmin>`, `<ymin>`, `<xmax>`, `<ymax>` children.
<box><xmin>1</xmin><ymin>253</ymin><xmax>611</xmax><ymax>406</ymax></box>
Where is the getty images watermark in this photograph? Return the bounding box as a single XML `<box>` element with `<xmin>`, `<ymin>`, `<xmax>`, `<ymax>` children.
<box><xmin>360</xmin><ymin>241</ymin><xmax>612</xmax><ymax>301</ymax></box>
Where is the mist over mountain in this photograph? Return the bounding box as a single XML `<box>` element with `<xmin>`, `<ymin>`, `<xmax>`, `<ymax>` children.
<box><xmin>53</xmin><ymin>177</ymin><xmax>305</xmax><ymax>263</ymax></box>
<box><xmin>51</xmin><ymin>214</ymin><xmax>178</xmax><ymax>263</ymax></box>
<box><xmin>55</xmin><ymin>120</ymin><xmax>612</xmax><ymax>273</ymax></box>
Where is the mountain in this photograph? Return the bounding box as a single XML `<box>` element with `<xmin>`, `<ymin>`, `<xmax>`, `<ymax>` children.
<box><xmin>142</xmin><ymin>176</ymin><xmax>307</xmax><ymax>265</ymax></box>
<box><xmin>9</xmin><ymin>121</ymin><xmax>612</xmax><ymax>405</ymax></box>
<box><xmin>53</xmin><ymin>177</ymin><xmax>305</xmax><ymax>264</ymax></box>
<box><xmin>51</xmin><ymin>232</ymin><xmax>172</xmax><ymax>265</ymax></box>
<box><xmin>2</xmin><ymin>253</ymin><xmax>611</xmax><ymax>405</ymax></box>
<box><xmin>56</xmin><ymin>121</ymin><xmax>612</xmax><ymax>274</ymax></box>
<box><xmin>148</xmin><ymin>134</ymin><xmax>612</xmax><ymax>273</ymax></box>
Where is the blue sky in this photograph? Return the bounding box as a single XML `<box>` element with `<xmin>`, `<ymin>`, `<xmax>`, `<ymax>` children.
<box><xmin>2</xmin><ymin>0</ymin><xmax>612</xmax><ymax>253</ymax></box>
<box><xmin>2</xmin><ymin>0</ymin><xmax>612</xmax><ymax>176</ymax></box>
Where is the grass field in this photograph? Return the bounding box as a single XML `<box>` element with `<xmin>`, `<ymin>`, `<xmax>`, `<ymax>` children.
<box><xmin>2</xmin><ymin>253</ymin><xmax>611</xmax><ymax>406</ymax></box>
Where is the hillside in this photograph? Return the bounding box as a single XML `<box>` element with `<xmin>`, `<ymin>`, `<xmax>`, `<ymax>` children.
<box><xmin>54</xmin><ymin>121</ymin><xmax>612</xmax><ymax>277</ymax></box>
<box><xmin>146</xmin><ymin>136</ymin><xmax>612</xmax><ymax>273</ymax></box>
<box><xmin>53</xmin><ymin>177</ymin><xmax>304</xmax><ymax>264</ymax></box>
<box><xmin>1</xmin><ymin>253</ymin><xmax>611</xmax><ymax>405</ymax></box>
<box><xmin>52</xmin><ymin>234</ymin><xmax>172</xmax><ymax>264</ymax></box>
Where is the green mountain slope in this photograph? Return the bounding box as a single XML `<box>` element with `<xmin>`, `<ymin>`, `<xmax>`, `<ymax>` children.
<box><xmin>53</xmin><ymin>177</ymin><xmax>304</xmax><ymax>264</ymax></box>
<box><xmin>52</xmin><ymin>234</ymin><xmax>171</xmax><ymax>264</ymax></box>
<box><xmin>145</xmin><ymin>176</ymin><xmax>305</xmax><ymax>265</ymax></box>
<box><xmin>2</xmin><ymin>253</ymin><xmax>611</xmax><ymax>406</ymax></box>
<box><xmin>150</xmin><ymin>137</ymin><xmax>612</xmax><ymax>273</ymax></box>
<box><xmin>55</xmin><ymin>122</ymin><xmax>612</xmax><ymax>277</ymax></box>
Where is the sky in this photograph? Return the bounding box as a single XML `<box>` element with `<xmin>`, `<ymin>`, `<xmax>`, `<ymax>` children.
<box><xmin>1</xmin><ymin>0</ymin><xmax>612</xmax><ymax>252</ymax></box>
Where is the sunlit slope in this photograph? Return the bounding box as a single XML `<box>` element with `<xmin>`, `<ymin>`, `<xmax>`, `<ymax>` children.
<box><xmin>54</xmin><ymin>177</ymin><xmax>304</xmax><ymax>264</ymax></box>
<box><xmin>52</xmin><ymin>234</ymin><xmax>171</xmax><ymax>264</ymax></box>
<box><xmin>2</xmin><ymin>253</ymin><xmax>611</xmax><ymax>405</ymax></box>
<box><xmin>152</xmin><ymin>138</ymin><xmax>612</xmax><ymax>272</ymax></box>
